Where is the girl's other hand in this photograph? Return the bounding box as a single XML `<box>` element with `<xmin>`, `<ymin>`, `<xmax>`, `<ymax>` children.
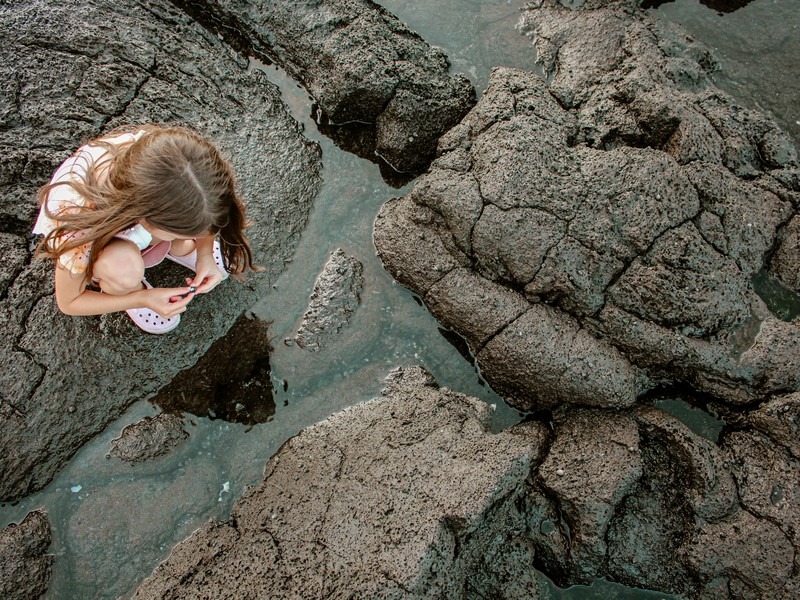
<box><xmin>140</xmin><ymin>285</ymin><xmax>195</xmax><ymax>318</ymax></box>
<box><xmin>190</xmin><ymin>250</ymin><xmax>223</xmax><ymax>294</ymax></box>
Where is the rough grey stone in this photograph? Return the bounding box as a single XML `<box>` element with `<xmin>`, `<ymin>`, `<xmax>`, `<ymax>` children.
<box><xmin>0</xmin><ymin>0</ymin><xmax>321</xmax><ymax>501</ymax></box>
<box><xmin>724</xmin><ymin>431</ymin><xmax>800</xmax><ymax>550</ymax></box>
<box><xmin>109</xmin><ymin>413</ymin><xmax>189</xmax><ymax>464</ymax></box>
<box><xmin>606</xmin><ymin>426</ymin><xmax>694</xmax><ymax>594</ymax></box>
<box><xmin>425</xmin><ymin>268</ymin><xmax>530</xmax><ymax>352</ymax></box>
<box><xmin>373</xmin><ymin>0</ymin><xmax>800</xmax><ymax>414</ymax></box>
<box><xmin>633</xmin><ymin>406</ymin><xmax>737</xmax><ymax>522</ymax></box>
<box><xmin>294</xmin><ymin>248</ymin><xmax>364</xmax><ymax>351</ymax></box>
<box><xmin>538</xmin><ymin>409</ymin><xmax>642</xmax><ymax>582</ymax></box>
<box><xmin>476</xmin><ymin>304</ymin><xmax>640</xmax><ymax>411</ymax></box>
<box><xmin>169</xmin><ymin>0</ymin><xmax>476</xmax><ymax>174</ymax></box>
<box><xmin>769</xmin><ymin>215</ymin><xmax>800</xmax><ymax>291</ymax></box>
<box><xmin>132</xmin><ymin>367</ymin><xmax>549</xmax><ymax>599</ymax></box>
<box><xmin>684</xmin><ymin>509</ymin><xmax>795</xmax><ymax>599</ymax></box>
<box><xmin>715</xmin><ymin>393</ymin><xmax>800</xmax><ymax>460</ymax></box>
<box><xmin>129</xmin><ymin>375</ymin><xmax>800</xmax><ymax>599</ymax></box>
<box><xmin>0</xmin><ymin>510</ymin><xmax>53</xmax><ymax>600</ymax></box>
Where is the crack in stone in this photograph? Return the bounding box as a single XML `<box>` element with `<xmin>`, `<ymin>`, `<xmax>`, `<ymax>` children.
<box><xmin>11</xmin><ymin>292</ymin><xmax>52</xmax><ymax>409</ymax></box>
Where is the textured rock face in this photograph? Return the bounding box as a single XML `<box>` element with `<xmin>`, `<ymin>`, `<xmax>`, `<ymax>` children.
<box><xmin>133</xmin><ymin>369</ymin><xmax>800</xmax><ymax>598</ymax></box>
<box><xmin>109</xmin><ymin>414</ymin><xmax>188</xmax><ymax>464</ymax></box>
<box><xmin>133</xmin><ymin>367</ymin><xmax>549</xmax><ymax>599</ymax></box>
<box><xmin>374</xmin><ymin>0</ymin><xmax>800</xmax><ymax>412</ymax></box>
<box><xmin>0</xmin><ymin>510</ymin><xmax>53</xmax><ymax>600</ymax></box>
<box><xmin>0</xmin><ymin>0</ymin><xmax>321</xmax><ymax>501</ymax></box>
<box><xmin>170</xmin><ymin>0</ymin><xmax>476</xmax><ymax>174</ymax></box>
<box><xmin>294</xmin><ymin>248</ymin><xmax>364</xmax><ymax>351</ymax></box>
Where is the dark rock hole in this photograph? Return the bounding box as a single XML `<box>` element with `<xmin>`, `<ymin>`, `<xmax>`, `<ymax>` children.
<box><xmin>153</xmin><ymin>312</ymin><xmax>276</xmax><ymax>425</ymax></box>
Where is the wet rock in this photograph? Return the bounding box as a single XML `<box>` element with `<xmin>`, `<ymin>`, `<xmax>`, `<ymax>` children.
<box><xmin>538</xmin><ymin>409</ymin><xmax>642</xmax><ymax>582</ymax></box>
<box><xmin>477</xmin><ymin>305</ymin><xmax>639</xmax><ymax>411</ymax></box>
<box><xmin>769</xmin><ymin>215</ymin><xmax>800</xmax><ymax>291</ymax></box>
<box><xmin>0</xmin><ymin>234</ymin><xmax>28</xmax><ymax>300</ymax></box>
<box><xmin>685</xmin><ymin>509</ymin><xmax>794</xmax><ymax>599</ymax></box>
<box><xmin>109</xmin><ymin>414</ymin><xmax>189</xmax><ymax>464</ymax></box>
<box><xmin>605</xmin><ymin>427</ymin><xmax>694</xmax><ymax>594</ymax></box>
<box><xmin>530</xmin><ymin>405</ymin><xmax>793</xmax><ymax>598</ymax></box>
<box><xmin>294</xmin><ymin>249</ymin><xmax>364</xmax><ymax>351</ymax></box>
<box><xmin>171</xmin><ymin>0</ymin><xmax>476</xmax><ymax>174</ymax></box>
<box><xmin>153</xmin><ymin>313</ymin><xmax>275</xmax><ymax>425</ymax></box>
<box><xmin>0</xmin><ymin>0</ymin><xmax>321</xmax><ymax>501</ymax></box>
<box><xmin>724</xmin><ymin>431</ymin><xmax>800</xmax><ymax>548</ymax></box>
<box><xmin>634</xmin><ymin>406</ymin><xmax>737</xmax><ymax>522</ymax></box>
<box><xmin>133</xmin><ymin>367</ymin><xmax>549</xmax><ymax>598</ymax></box>
<box><xmin>715</xmin><ymin>393</ymin><xmax>800</xmax><ymax>460</ymax></box>
<box><xmin>374</xmin><ymin>1</ymin><xmax>800</xmax><ymax>413</ymax></box>
<box><xmin>130</xmin><ymin>382</ymin><xmax>800</xmax><ymax>599</ymax></box>
<box><xmin>0</xmin><ymin>510</ymin><xmax>53</xmax><ymax>600</ymax></box>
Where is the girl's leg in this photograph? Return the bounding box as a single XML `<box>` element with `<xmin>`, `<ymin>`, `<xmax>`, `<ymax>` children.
<box><xmin>93</xmin><ymin>239</ymin><xmax>146</xmax><ymax>295</ymax></box>
<box><xmin>169</xmin><ymin>239</ymin><xmax>196</xmax><ymax>258</ymax></box>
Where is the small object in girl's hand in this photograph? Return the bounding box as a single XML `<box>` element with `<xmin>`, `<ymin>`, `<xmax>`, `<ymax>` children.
<box><xmin>178</xmin><ymin>286</ymin><xmax>196</xmax><ymax>299</ymax></box>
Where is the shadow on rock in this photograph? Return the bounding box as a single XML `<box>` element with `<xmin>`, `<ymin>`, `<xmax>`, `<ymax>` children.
<box><xmin>152</xmin><ymin>313</ymin><xmax>275</xmax><ymax>426</ymax></box>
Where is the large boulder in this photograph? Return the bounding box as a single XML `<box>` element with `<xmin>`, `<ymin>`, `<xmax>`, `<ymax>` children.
<box><xmin>133</xmin><ymin>367</ymin><xmax>550</xmax><ymax>599</ymax></box>
<box><xmin>374</xmin><ymin>0</ymin><xmax>800</xmax><ymax>412</ymax></box>
<box><xmin>0</xmin><ymin>0</ymin><xmax>322</xmax><ymax>501</ymax></box>
<box><xmin>170</xmin><ymin>0</ymin><xmax>477</xmax><ymax>175</ymax></box>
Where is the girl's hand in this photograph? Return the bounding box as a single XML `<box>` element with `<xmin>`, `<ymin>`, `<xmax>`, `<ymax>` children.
<box><xmin>140</xmin><ymin>285</ymin><xmax>195</xmax><ymax>318</ymax></box>
<box><xmin>190</xmin><ymin>248</ymin><xmax>223</xmax><ymax>294</ymax></box>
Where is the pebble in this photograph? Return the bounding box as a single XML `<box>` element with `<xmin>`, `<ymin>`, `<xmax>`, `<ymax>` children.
<box><xmin>556</xmin><ymin>468</ymin><xmax>565</xmax><ymax>476</ymax></box>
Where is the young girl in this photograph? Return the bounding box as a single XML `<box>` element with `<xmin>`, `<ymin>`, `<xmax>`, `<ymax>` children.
<box><xmin>34</xmin><ymin>124</ymin><xmax>256</xmax><ymax>334</ymax></box>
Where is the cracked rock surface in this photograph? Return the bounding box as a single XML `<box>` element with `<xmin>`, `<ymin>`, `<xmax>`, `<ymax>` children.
<box><xmin>170</xmin><ymin>0</ymin><xmax>476</xmax><ymax>174</ymax></box>
<box><xmin>0</xmin><ymin>510</ymin><xmax>53</xmax><ymax>600</ymax></box>
<box><xmin>374</xmin><ymin>0</ymin><xmax>800</xmax><ymax>412</ymax></box>
<box><xmin>0</xmin><ymin>0</ymin><xmax>322</xmax><ymax>501</ymax></box>
<box><xmin>133</xmin><ymin>368</ymin><xmax>799</xmax><ymax>598</ymax></box>
<box><xmin>294</xmin><ymin>248</ymin><xmax>365</xmax><ymax>351</ymax></box>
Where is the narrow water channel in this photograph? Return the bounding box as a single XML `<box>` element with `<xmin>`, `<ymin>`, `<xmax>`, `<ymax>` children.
<box><xmin>1</xmin><ymin>1</ymin><xmax>797</xmax><ymax>597</ymax></box>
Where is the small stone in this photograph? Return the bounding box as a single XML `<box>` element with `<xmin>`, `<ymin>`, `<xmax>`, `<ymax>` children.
<box><xmin>556</xmin><ymin>468</ymin><xmax>565</xmax><ymax>476</ymax></box>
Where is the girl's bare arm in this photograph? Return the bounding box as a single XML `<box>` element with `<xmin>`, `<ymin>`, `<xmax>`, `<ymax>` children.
<box><xmin>54</xmin><ymin>265</ymin><xmax>194</xmax><ymax>317</ymax></box>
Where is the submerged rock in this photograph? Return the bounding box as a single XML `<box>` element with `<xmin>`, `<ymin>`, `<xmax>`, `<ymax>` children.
<box><xmin>0</xmin><ymin>510</ymin><xmax>53</xmax><ymax>600</ymax></box>
<box><xmin>374</xmin><ymin>0</ymin><xmax>800</xmax><ymax>413</ymax></box>
<box><xmin>0</xmin><ymin>0</ymin><xmax>321</xmax><ymax>501</ymax></box>
<box><xmin>294</xmin><ymin>248</ymin><xmax>365</xmax><ymax>351</ymax></box>
<box><xmin>109</xmin><ymin>413</ymin><xmax>189</xmax><ymax>464</ymax></box>
<box><xmin>171</xmin><ymin>0</ymin><xmax>476</xmax><ymax>175</ymax></box>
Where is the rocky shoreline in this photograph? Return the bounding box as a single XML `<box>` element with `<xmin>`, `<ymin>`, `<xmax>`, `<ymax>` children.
<box><xmin>2</xmin><ymin>0</ymin><xmax>798</xmax><ymax>598</ymax></box>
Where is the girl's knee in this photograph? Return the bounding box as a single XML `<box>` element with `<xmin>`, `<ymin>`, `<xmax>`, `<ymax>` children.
<box><xmin>94</xmin><ymin>240</ymin><xmax>145</xmax><ymax>293</ymax></box>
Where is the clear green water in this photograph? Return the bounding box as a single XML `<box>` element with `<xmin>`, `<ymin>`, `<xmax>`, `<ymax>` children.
<box><xmin>1</xmin><ymin>0</ymin><xmax>797</xmax><ymax>597</ymax></box>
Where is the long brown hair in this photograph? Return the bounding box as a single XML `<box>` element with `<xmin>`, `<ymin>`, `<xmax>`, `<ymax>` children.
<box><xmin>36</xmin><ymin>124</ymin><xmax>256</xmax><ymax>280</ymax></box>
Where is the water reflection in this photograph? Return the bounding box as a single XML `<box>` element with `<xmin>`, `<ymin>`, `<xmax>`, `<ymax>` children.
<box><xmin>752</xmin><ymin>269</ymin><xmax>800</xmax><ymax>322</ymax></box>
<box><xmin>642</xmin><ymin>0</ymin><xmax>755</xmax><ymax>14</ymax></box>
<box><xmin>153</xmin><ymin>313</ymin><xmax>276</xmax><ymax>425</ymax></box>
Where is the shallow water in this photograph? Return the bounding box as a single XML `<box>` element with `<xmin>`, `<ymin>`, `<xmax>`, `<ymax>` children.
<box><xmin>1</xmin><ymin>0</ymin><xmax>798</xmax><ymax>597</ymax></box>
